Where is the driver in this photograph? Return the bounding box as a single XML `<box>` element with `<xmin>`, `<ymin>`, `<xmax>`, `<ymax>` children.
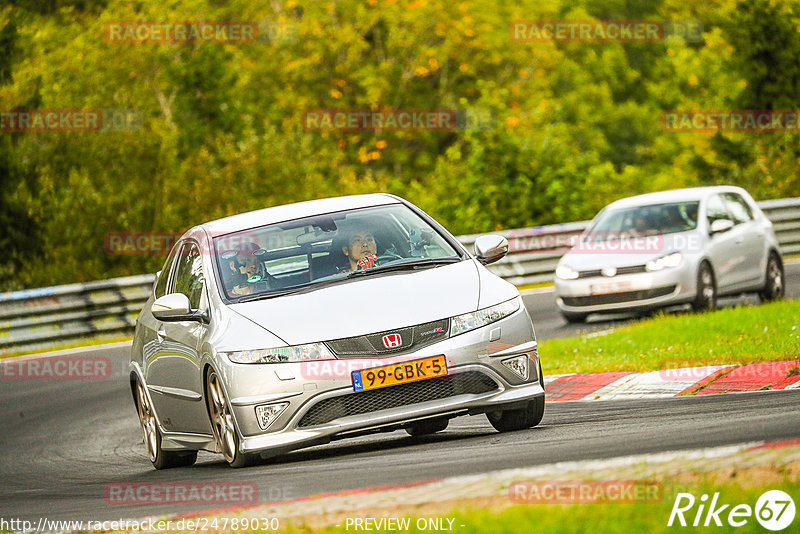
<box><xmin>340</xmin><ymin>227</ymin><xmax>381</xmax><ymax>272</ymax></box>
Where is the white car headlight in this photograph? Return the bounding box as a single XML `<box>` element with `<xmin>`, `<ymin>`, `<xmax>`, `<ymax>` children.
<box><xmin>646</xmin><ymin>252</ymin><xmax>683</xmax><ymax>272</ymax></box>
<box><xmin>556</xmin><ymin>264</ymin><xmax>579</xmax><ymax>280</ymax></box>
<box><xmin>225</xmin><ymin>343</ymin><xmax>335</xmax><ymax>364</ymax></box>
<box><xmin>450</xmin><ymin>297</ymin><xmax>521</xmax><ymax>337</ymax></box>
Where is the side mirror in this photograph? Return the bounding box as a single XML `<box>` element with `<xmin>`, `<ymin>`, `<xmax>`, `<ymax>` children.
<box><xmin>152</xmin><ymin>293</ymin><xmax>208</xmax><ymax>324</ymax></box>
<box><xmin>474</xmin><ymin>235</ymin><xmax>509</xmax><ymax>265</ymax></box>
<box><xmin>710</xmin><ymin>219</ymin><xmax>734</xmax><ymax>235</ymax></box>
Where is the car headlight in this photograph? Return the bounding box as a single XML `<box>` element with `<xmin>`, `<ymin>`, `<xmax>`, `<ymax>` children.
<box><xmin>450</xmin><ymin>297</ymin><xmax>521</xmax><ymax>337</ymax></box>
<box><xmin>646</xmin><ymin>252</ymin><xmax>682</xmax><ymax>272</ymax></box>
<box><xmin>224</xmin><ymin>343</ymin><xmax>335</xmax><ymax>364</ymax></box>
<box><xmin>556</xmin><ymin>264</ymin><xmax>579</xmax><ymax>280</ymax></box>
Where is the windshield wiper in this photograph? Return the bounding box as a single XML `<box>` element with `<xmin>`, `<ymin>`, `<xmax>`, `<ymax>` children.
<box><xmin>234</xmin><ymin>286</ymin><xmax>311</xmax><ymax>303</ymax></box>
<box><xmin>343</xmin><ymin>257</ymin><xmax>461</xmax><ymax>278</ymax></box>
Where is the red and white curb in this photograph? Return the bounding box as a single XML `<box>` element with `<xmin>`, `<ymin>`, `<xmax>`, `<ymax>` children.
<box><xmin>545</xmin><ymin>360</ymin><xmax>800</xmax><ymax>401</ymax></box>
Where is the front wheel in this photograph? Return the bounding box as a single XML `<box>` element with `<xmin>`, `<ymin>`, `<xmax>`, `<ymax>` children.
<box><xmin>692</xmin><ymin>262</ymin><xmax>716</xmax><ymax>312</ymax></box>
<box><xmin>759</xmin><ymin>252</ymin><xmax>784</xmax><ymax>302</ymax></box>
<box><xmin>206</xmin><ymin>370</ymin><xmax>258</xmax><ymax>468</ymax></box>
<box><xmin>135</xmin><ymin>380</ymin><xmax>197</xmax><ymax>469</ymax></box>
<box><xmin>486</xmin><ymin>397</ymin><xmax>545</xmax><ymax>432</ymax></box>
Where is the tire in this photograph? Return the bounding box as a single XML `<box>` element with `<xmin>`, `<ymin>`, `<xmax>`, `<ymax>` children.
<box><xmin>561</xmin><ymin>312</ymin><xmax>588</xmax><ymax>324</ymax></box>
<box><xmin>486</xmin><ymin>396</ymin><xmax>545</xmax><ymax>432</ymax></box>
<box><xmin>692</xmin><ymin>262</ymin><xmax>716</xmax><ymax>312</ymax></box>
<box><xmin>135</xmin><ymin>380</ymin><xmax>197</xmax><ymax>469</ymax></box>
<box><xmin>206</xmin><ymin>370</ymin><xmax>258</xmax><ymax>468</ymax></box>
<box><xmin>405</xmin><ymin>417</ymin><xmax>449</xmax><ymax>436</ymax></box>
<box><xmin>759</xmin><ymin>252</ymin><xmax>784</xmax><ymax>302</ymax></box>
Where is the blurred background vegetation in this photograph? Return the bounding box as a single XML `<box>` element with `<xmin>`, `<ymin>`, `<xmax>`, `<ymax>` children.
<box><xmin>1</xmin><ymin>0</ymin><xmax>799</xmax><ymax>290</ymax></box>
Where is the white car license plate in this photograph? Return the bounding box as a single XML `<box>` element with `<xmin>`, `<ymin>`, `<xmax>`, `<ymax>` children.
<box><xmin>590</xmin><ymin>281</ymin><xmax>633</xmax><ymax>295</ymax></box>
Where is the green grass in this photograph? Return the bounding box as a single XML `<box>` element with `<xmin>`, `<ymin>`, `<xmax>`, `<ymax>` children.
<box><xmin>540</xmin><ymin>299</ymin><xmax>800</xmax><ymax>375</ymax></box>
<box><xmin>440</xmin><ymin>483</ymin><xmax>800</xmax><ymax>534</ymax></box>
<box><xmin>283</xmin><ymin>479</ymin><xmax>799</xmax><ymax>534</ymax></box>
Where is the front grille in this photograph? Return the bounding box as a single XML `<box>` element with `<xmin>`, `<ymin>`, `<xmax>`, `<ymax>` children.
<box><xmin>562</xmin><ymin>285</ymin><xmax>677</xmax><ymax>306</ymax></box>
<box><xmin>616</xmin><ymin>264</ymin><xmax>647</xmax><ymax>275</ymax></box>
<box><xmin>296</xmin><ymin>371</ymin><xmax>498</xmax><ymax>428</ymax></box>
<box><xmin>577</xmin><ymin>264</ymin><xmax>647</xmax><ymax>279</ymax></box>
<box><xmin>325</xmin><ymin>318</ymin><xmax>450</xmax><ymax>358</ymax></box>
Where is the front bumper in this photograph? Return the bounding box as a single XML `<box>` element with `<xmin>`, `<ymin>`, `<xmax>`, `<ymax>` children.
<box><xmin>216</xmin><ymin>306</ymin><xmax>543</xmax><ymax>457</ymax></box>
<box><xmin>554</xmin><ymin>263</ymin><xmax>697</xmax><ymax>315</ymax></box>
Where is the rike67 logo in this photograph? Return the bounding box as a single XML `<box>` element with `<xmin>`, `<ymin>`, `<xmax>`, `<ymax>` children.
<box><xmin>668</xmin><ymin>490</ymin><xmax>796</xmax><ymax>531</ymax></box>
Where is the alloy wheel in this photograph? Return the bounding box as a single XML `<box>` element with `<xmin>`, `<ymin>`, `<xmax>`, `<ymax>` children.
<box><xmin>207</xmin><ymin>371</ymin><xmax>237</xmax><ymax>463</ymax></box>
<box><xmin>136</xmin><ymin>381</ymin><xmax>158</xmax><ymax>463</ymax></box>
<box><xmin>767</xmin><ymin>256</ymin><xmax>784</xmax><ymax>297</ymax></box>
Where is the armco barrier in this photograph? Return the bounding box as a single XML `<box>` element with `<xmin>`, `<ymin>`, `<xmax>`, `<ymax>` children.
<box><xmin>1</xmin><ymin>198</ymin><xmax>798</xmax><ymax>354</ymax></box>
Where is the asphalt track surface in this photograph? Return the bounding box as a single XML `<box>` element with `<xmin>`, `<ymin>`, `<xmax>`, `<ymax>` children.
<box><xmin>1</xmin><ymin>262</ymin><xmax>799</xmax><ymax>523</ymax></box>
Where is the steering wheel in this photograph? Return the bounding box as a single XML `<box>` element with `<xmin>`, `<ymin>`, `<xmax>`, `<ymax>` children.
<box><xmin>376</xmin><ymin>251</ymin><xmax>404</xmax><ymax>264</ymax></box>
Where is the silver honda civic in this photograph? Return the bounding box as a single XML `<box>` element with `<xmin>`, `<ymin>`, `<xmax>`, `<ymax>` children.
<box><xmin>554</xmin><ymin>186</ymin><xmax>784</xmax><ymax>323</ymax></box>
<box><xmin>130</xmin><ymin>194</ymin><xmax>544</xmax><ymax>468</ymax></box>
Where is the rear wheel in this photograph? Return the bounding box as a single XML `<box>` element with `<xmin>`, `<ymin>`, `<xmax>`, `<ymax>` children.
<box><xmin>759</xmin><ymin>252</ymin><xmax>784</xmax><ymax>302</ymax></box>
<box><xmin>206</xmin><ymin>370</ymin><xmax>257</xmax><ymax>468</ymax></box>
<box><xmin>487</xmin><ymin>397</ymin><xmax>545</xmax><ymax>432</ymax></box>
<box><xmin>405</xmin><ymin>417</ymin><xmax>449</xmax><ymax>436</ymax></box>
<box><xmin>135</xmin><ymin>380</ymin><xmax>197</xmax><ymax>469</ymax></box>
<box><xmin>692</xmin><ymin>262</ymin><xmax>716</xmax><ymax>311</ymax></box>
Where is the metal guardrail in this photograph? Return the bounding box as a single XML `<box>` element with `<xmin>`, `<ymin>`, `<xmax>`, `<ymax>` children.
<box><xmin>2</xmin><ymin>198</ymin><xmax>799</xmax><ymax>354</ymax></box>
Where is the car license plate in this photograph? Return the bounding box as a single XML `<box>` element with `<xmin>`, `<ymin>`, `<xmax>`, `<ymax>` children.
<box><xmin>590</xmin><ymin>281</ymin><xmax>633</xmax><ymax>295</ymax></box>
<box><xmin>352</xmin><ymin>355</ymin><xmax>447</xmax><ymax>392</ymax></box>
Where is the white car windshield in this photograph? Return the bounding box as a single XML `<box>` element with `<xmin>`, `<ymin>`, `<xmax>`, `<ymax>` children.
<box><xmin>585</xmin><ymin>201</ymin><xmax>700</xmax><ymax>241</ymax></box>
<box><xmin>213</xmin><ymin>204</ymin><xmax>462</xmax><ymax>300</ymax></box>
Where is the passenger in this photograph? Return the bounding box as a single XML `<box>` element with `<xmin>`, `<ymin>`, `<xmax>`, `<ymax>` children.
<box><xmin>661</xmin><ymin>205</ymin><xmax>686</xmax><ymax>233</ymax></box>
<box><xmin>222</xmin><ymin>242</ymin><xmax>263</xmax><ymax>296</ymax></box>
<box><xmin>631</xmin><ymin>211</ymin><xmax>652</xmax><ymax>236</ymax></box>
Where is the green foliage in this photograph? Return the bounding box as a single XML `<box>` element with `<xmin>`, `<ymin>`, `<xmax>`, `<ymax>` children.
<box><xmin>1</xmin><ymin>0</ymin><xmax>798</xmax><ymax>289</ymax></box>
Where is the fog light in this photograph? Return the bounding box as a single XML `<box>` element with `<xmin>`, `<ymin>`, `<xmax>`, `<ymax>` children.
<box><xmin>255</xmin><ymin>402</ymin><xmax>289</xmax><ymax>430</ymax></box>
<box><xmin>501</xmin><ymin>355</ymin><xmax>529</xmax><ymax>380</ymax></box>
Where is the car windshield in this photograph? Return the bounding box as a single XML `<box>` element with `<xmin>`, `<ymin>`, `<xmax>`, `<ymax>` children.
<box><xmin>213</xmin><ymin>204</ymin><xmax>462</xmax><ymax>301</ymax></box>
<box><xmin>585</xmin><ymin>201</ymin><xmax>700</xmax><ymax>241</ymax></box>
